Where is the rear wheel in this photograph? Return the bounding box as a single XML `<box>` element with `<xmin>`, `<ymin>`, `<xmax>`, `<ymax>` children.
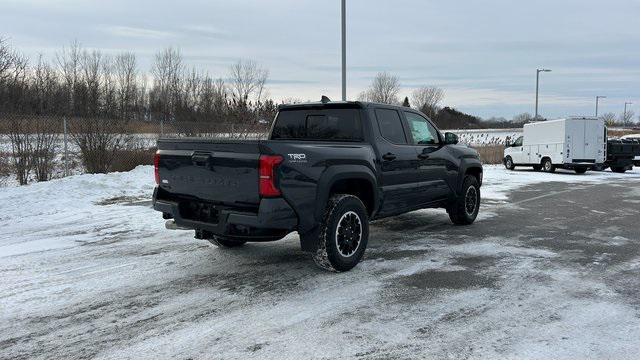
<box><xmin>574</xmin><ymin>167</ymin><xmax>587</xmax><ymax>174</ymax></box>
<box><xmin>313</xmin><ymin>194</ymin><xmax>369</xmax><ymax>272</ymax></box>
<box><xmin>447</xmin><ymin>175</ymin><xmax>480</xmax><ymax>225</ymax></box>
<box><xmin>207</xmin><ymin>236</ymin><xmax>247</xmax><ymax>248</ymax></box>
<box><xmin>542</xmin><ymin>158</ymin><xmax>556</xmax><ymax>173</ymax></box>
<box><xmin>504</xmin><ymin>156</ymin><xmax>515</xmax><ymax>170</ymax></box>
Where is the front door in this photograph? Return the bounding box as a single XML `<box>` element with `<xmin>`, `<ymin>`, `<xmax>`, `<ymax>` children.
<box><xmin>509</xmin><ymin>136</ymin><xmax>526</xmax><ymax>164</ymax></box>
<box><xmin>403</xmin><ymin>111</ymin><xmax>450</xmax><ymax>204</ymax></box>
<box><xmin>373</xmin><ymin>108</ymin><xmax>422</xmax><ymax>216</ymax></box>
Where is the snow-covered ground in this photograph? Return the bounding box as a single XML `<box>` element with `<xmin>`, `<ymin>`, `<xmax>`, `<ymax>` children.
<box><xmin>1</xmin><ymin>166</ymin><xmax>639</xmax><ymax>359</ymax></box>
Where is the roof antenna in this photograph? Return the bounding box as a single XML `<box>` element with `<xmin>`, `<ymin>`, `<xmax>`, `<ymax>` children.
<box><xmin>321</xmin><ymin>95</ymin><xmax>331</xmax><ymax>104</ymax></box>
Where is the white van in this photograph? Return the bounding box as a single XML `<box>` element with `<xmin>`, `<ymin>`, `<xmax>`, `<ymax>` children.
<box><xmin>503</xmin><ymin>117</ymin><xmax>606</xmax><ymax>174</ymax></box>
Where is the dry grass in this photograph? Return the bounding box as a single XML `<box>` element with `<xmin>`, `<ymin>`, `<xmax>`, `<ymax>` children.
<box><xmin>608</xmin><ymin>129</ymin><xmax>639</xmax><ymax>138</ymax></box>
<box><xmin>472</xmin><ymin>145</ymin><xmax>505</xmax><ymax>164</ymax></box>
<box><xmin>110</xmin><ymin>148</ymin><xmax>156</xmax><ymax>172</ymax></box>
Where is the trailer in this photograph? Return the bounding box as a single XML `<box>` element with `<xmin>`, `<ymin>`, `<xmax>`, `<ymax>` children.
<box><xmin>503</xmin><ymin>117</ymin><xmax>606</xmax><ymax>174</ymax></box>
<box><xmin>593</xmin><ymin>138</ymin><xmax>640</xmax><ymax>173</ymax></box>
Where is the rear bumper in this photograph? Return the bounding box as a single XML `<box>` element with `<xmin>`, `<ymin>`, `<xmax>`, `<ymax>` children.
<box><xmin>153</xmin><ymin>188</ymin><xmax>298</xmax><ymax>241</ymax></box>
<box><xmin>561</xmin><ymin>161</ymin><xmax>597</xmax><ymax>169</ymax></box>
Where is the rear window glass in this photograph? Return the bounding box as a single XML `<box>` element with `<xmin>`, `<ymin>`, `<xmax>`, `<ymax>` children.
<box><xmin>271</xmin><ymin>109</ymin><xmax>363</xmax><ymax>141</ymax></box>
<box><xmin>375</xmin><ymin>109</ymin><xmax>407</xmax><ymax>144</ymax></box>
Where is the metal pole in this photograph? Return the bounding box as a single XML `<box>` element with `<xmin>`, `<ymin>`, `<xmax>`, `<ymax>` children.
<box><xmin>341</xmin><ymin>0</ymin><xmax>346</xmax><ymax>101</ymax></box>
<box><xmin>63</xmin><ymin>117</ymin><xmax>69</xmax><ymax>177</ymax></box>
<box><xmin>535</xmin><ymin>70</ymin><xmax>540</xmax><ymax>120</ymax></box>
<box><xmin>595</xmin><ymin>96</ymin><xmax>605</xmax><ymax>117</ymax></box>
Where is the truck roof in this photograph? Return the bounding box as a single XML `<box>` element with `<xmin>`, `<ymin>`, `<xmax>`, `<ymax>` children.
<box><xmin>278</xmin><ymin>100</ymin><xmax>408</xmax><ymax>111</ymax></box>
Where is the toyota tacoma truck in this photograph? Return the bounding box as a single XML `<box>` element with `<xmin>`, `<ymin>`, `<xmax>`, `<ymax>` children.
<box><xmin>153</xmin><ymin>100</ymin><xmax>483</xmax><ymax>272</ymax></box>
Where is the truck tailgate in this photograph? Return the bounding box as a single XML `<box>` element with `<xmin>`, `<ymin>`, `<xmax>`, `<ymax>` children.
<box><xmin>157</xmin><ymin>139</ymin><xmax>262</xmax><ymax>206</ymax></box>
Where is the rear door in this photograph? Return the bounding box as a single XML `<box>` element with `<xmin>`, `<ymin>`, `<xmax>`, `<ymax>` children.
<box><xmin>157</xmin><ymin>140</ymin><xmax>261</xmax><ymax>206</ymax></box>
<box><xmin>402</xmin><ymin>111</ymin><xmax>450</xmax><ymax>204</ymax></box>
<box><xmin>571</xmin><ymin>120</ymin><xmax>587</xmax><ymax>161</ymax></box>
<box><xmin>373</xmin><ymin>108</ymin><xmax>422</xmax><ymax>215</ymax></box>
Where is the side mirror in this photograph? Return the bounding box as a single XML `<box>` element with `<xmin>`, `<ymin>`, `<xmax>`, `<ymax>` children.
<box><xmin>444</xmin><ymin>132</ymin><xmax>458</xmax><ymax>145</ymax></box>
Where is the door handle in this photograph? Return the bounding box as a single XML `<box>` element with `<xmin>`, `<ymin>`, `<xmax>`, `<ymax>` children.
<box><xmin>382</xmin><ymin>153</ymin><xmax>396</xmax><ymax>161</ymax></box>
<box><xmin>191</xmin><ymin>153</ymin><xmax>211</xmax><ymax>166</ymax></box>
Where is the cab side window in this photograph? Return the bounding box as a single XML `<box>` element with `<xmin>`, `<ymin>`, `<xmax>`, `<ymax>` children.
<box><xmin>513</xmin><ymin>136</ymin><xmax>523</xmax><ymax>147</ymax></box>
<box><xmin>404</xmin><ymin>112</ymin><xmax>440</xmax><ymax>145</ymax></box>
<box><xmin>375</xmin><ymin>109</ymin><xmax>408</xmax><ymax>144</ymax></box>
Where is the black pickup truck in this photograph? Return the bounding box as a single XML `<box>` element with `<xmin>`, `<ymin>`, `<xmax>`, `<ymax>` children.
<box><xmin>153</xmin><ymin>101</ymin><xmax>483</xmax><ymax>271</ymax></box>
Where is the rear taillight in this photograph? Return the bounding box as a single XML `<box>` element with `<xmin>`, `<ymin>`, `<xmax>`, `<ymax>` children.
<box><xmin>259</xmin><ymin>155</ymin><xmax>283</xmax><ymax>197</ymax></box>
<box><xmin>154</xmin><ymin>151</ymin><xmax>160</xmax><ymax>184</ymax></box>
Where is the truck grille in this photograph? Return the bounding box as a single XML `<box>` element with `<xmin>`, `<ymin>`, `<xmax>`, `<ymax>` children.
<box><xmin>179</xmin><ymin>201</ymin><xmax>220</xmax><ymax>223</ymax></box>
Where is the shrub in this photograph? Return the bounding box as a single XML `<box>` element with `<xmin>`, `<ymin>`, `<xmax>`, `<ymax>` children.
<box><xmin>109</xmin><ymin>148</ymin><xmax>156</xmax><ymax>172</ymax></box>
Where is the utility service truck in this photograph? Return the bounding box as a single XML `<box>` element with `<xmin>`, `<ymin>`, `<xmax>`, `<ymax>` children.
<box><xmin>503</xmin><ymin>117</ymin><xmax>606</xmax><ymax>174</ymax></box>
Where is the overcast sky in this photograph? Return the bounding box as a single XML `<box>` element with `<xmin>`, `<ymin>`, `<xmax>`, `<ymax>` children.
<box><xmin>1</xmin><ymin>0</ymin><xmax>639</xmax><ymax>119</ymax></box>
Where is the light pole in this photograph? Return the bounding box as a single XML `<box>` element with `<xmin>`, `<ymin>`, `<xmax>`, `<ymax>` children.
<box><xmin>624</xmin><ymin>101</ymin><xmax>633</xmax><ymax>126</ymax></box>
<box><xmin>535</xmin><ymin>68</ymin><xmax>552</xmax><ymax>120</ymax></box>
<box><xmin>341</xmin><ymin>0</ymin><xmax>346</xmax><ymax>101</ymax></box>
<box><xmin>595</xmin><ymin>96</ymin><xmax>606</xmax><ymax>117</ymax></box>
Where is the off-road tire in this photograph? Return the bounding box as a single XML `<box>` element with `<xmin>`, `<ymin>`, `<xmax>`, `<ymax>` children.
<box><xmin>447</xmin><ymin>175</ymin><xmax>480</xmax><ymax>225</ymax></box>
<box><xmin>542</xmin><ymin>158</ymin><xmax>556</xmax><ymax>173</ymax></box>
<box><xmin>313</xmin><ymin>194</ymin><xmax>369</xmax><ymax>272</ymax></box>
<box><xmin>504</xmin><ymin>156</ymin><xmax>515</xmax><ymax>170</ymax></box>
<box><xmin>207</xmin><ymin>236</ymin><xmax>247</xmax><ymax>248</ymax></box>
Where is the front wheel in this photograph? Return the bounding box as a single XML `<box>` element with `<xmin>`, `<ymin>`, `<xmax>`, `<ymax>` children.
<box><xmin>504</xmin><ymin>156</ymin><xmax>515</xmax><ymax>170</ymax></box>
<box><xmin>447</xmin><ymin>175</ymin><xmax>480</xmax><ymax>225</ymax></box>
<box><xmin>313</xmin><ymin>194</ymin><xmax>369</xmax><ymax>272</ymax></box>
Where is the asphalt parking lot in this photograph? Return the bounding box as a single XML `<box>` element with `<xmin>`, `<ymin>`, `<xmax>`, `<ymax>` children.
<box><xmin>2</xmin><ymin>176</ymin><xmax>639</xmax><ymax>359</ymax></box>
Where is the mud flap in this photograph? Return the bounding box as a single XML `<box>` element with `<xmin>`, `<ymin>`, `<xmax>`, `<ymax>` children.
<box><xmin>299</xmin><ymin>225</ymin><xmax>321</xmax><ymax>253</ymax></box>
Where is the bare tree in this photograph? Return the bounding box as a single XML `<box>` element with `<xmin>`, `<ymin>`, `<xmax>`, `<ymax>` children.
<box><xmin>56</xmin><ymin>40</ymin><xmax>82</xmax><ymax>114</ymax></box>
<box><xmin>0</xmin><ymin>37</ymin><xmax>27</xmax><ymax>85</ymax></box>
<box><xmin>114</xmin><ymin>52</ymin><xmax>137</xmax><ymax>120</ymax></box>
<box><xmin>513</xmin><ymin>113</ymin><xmax>534</xmax><ymax>124</ymax></box>
<box><xmin>151</xmin><ymin>47</ymin><xmax>184</xmax><ymax>122</ymax></box>
<box><xmin>620</xmin><ymin>110</ymin><xmax>635</xmax><ymax>127</ymax></box>
<box><xmin>600</xmin><ymin>112</ymin><xmax>616</xmax><ymax>126</ymax></box>
<box><xmin>31</xmin><ymin>116</ymin><xmax>59</xmax><ymax>181</ymax></box>
<box><xmin>228</xmin><ymin>60</ymin><xmax>268</xmax><ymax>103</ymax></box>
<box><xmin>358</xmin><ymin>72</ymin><xmax>400</xmax><ymax>104</ymax></box>
<box><xmin>0</xmin><ymin>37</ymin><xmax>28</xmax><ymax>111</ymax></box>
<box><xmin>411</xmin><ymin>86</ymin><xmax>444</xmax><ymax>118</ymax></box>
<box><xmin>7</xmin><ymin>116</ymin><xmax>32</xmax><ymax>185</ymax></box>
